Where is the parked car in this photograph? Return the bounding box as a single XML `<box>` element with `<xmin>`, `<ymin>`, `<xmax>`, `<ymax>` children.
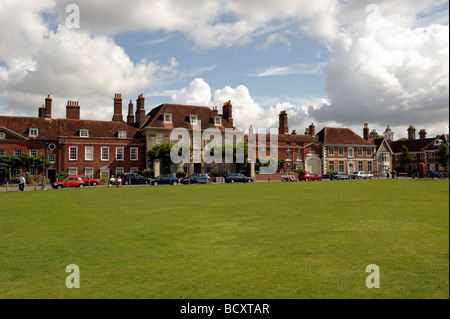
<box><xmin>332</xmin><ymin>172</ymin><xmax>351</xmax><ymax>180</ymax></box>
<box><xmin>181</xmin><ymin>173</ymin><xmax>212</xmax><ymax>184</ymax></box>
<box><xmin>225</xmin><ymin>173</ymin><xmax>254</xmax><ymax>183</ymax></box>
<box><xmin>352</xmin><ymin>171</ymin><xmax>374</xmax><ymax>179</ymax></box>
<box><xmin>121</xmin><ymin>173</ymin><xmax>152</xmax><ymax>185</ymax></box>
<box><xmin>151</xmin><ymin>174</ymin><xmax>179</xmax><ymax>185</ymax></box>
<box><xmin>427</xmin><ymin>170</ymin><xmax>440</xmax><ymax>178</ymax></box>
<box><xmin>298</xmin><ymin>172</ymin><xmax>322</xmax><ymax>181</ymax></box>
<box><xmin>75</xmin><ymin>175</ymin><xmax>100</xmax><ymax>186</ymax></box>
<box><xmin>52</xmin><ymin>176</ymin><xmax>85</xmax><ymax>189</ymax></box>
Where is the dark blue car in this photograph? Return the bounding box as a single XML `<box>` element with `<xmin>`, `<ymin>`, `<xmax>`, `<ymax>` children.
<box><xmin>181</xmin><ymin>174</ymin><xmax>212</xmax><ymax>184</ymax></box>
<box><xmin>225</xmin><ymin>173</ymin><xmax>254</xmax><ymax>183</ymax></box>
<box><xmin>151</xmin><ymin>174</ymin><xmax>179</xmax><ymax>185</ymax></box>
<box><xmin>427</xmin><ymin>171</ymin><xmax>440</xmax><ymax>178</ymax></box>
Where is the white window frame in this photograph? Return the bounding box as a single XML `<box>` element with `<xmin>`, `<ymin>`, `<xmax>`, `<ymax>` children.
<box><xmin>101</xmin><ymin>147</ymin><xmax>109</xmax><ymax>161</ymax></box>
<box><xmin>130</xmin><ymin>147</ymin><xmax>138</xmax><ymax>161</ymax></box>
<box><xmin>14</xmin><ymin>150</ymin><xmax>22</xmax><ymax>157</ymax></box>
<box><xmin>368</xmin><ymin>161</ymin><xmax>373</xmax><ymax>172</ymax></box>
<box><xmin>367</xmin><ymin>148</ymin><xmax>372</xmax><ymax>156</ymax></box>
<box><xmin>68</xmin><ymin>168</ymin><xmax>78</xmax><ymax>176</ymax></box>
<box><xmin>157</xmin><ymin>133</ymin><xmax>164</xmax><ymax>144</ymax></box>
<box><xmin>29</xmin><ymin>128</ymin><xmax>39</xmax><ymax>137</ymax></box>
<box><xmin>85</xmin><ymin>147</ymin><xmax>94</xmax><ymax>161</ymax></box>
<box><xmin>0</xmin><ymin>149</ymin><xmax>5</xmax><ymax>156</ymax></box>
<box><xmin>130</xmin><ymin>167</ymin><xmax>139</xmax><ymax>174</ymax></box>
<box><xmin>85</xmin><ymin>168</ymin><xmax>94</xmax><ymax>178</ymax></box>
<box><xmin>357</xmin><ymin>148</ymin><xmax>363</xmax><ymax>156</ymax></box>
<box><xmin>116</xmin><ymin>147</ymin><xmax>124</xmax><ymax>161</ymax></box>
<box><xmin>116</xmin><ymin>167</ymin><xmax>124</xmax><ymax>177</ymax></box>
<box><xmin>48</xmin><ymin>154</ymin><xmax>56</xmax><ymax>163</ymax></box>
<box><xmin>339</xmin><ymin>161</ymin><xmax>345</xmax><ymax>172</ymax></box>
<box><xmin>164</xmin><ymin>114</ymin><xmax>172</xmax><ymax>123</ymax></box>
<box><xmin>329</xmin><ymin>161</ymin><xmax>335</xmax><ymax>171</ymax></box>
<box><xmin>214</xmin><ymin>117</ymin><xmax>222</xmax><ymax>126</ymax></box>
<box><xmin>190</xmin><ymin>115</ymin><xmax>198</xmax><ymax>125</ymax></box>
<box><xmin>338</xmin><ymin>148</ymin><xmax>344</xmax><ymax>156</ymax></box>
<box><xmin>358</xmin><ymin>161</ymin><xmax>364</xmax><ymax>171</ymax></box>
<box><xmin>80</xmin><ymin>129</ymin><xmax>89</xmax><ymax>138</ymax></box>
<box><xmin>30</xmin><ymin>149</ymin><xmax>38</xmax><ymax>158</ymax></box>
<box><xmin>69</xmin><ymin>147</ymin><xmax>78</xmax><ymax>161</ymax></box>
<box><xmin>348</xmin><ymin>148</ymin><xmax>354</xmax><ymax>158</ymax></box>
<box><xmin>328</xmin><ymin>147</ymin><xmax>334</xmax><ymax>156</ymax></box>
<box><xmin>29</xmin><ymin>167</ymin><xmax>38</xmax><ymax>175</ymax></box>
<box><xmin>118</xmin><ymin>131</ymin><xmax>127</xmax><ymax>139</ymax></box>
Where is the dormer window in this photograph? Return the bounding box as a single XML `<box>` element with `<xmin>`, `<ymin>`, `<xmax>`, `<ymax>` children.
<box><xmin>29</xmin><ymin>128</ymin><xmax>39</xmax><ymax>137</ymax></box>
<box><xmin>190</xmin><ymin>115</ymin><xmax>198</xmax><ymax>125</ymax></box>
<box><xmin>214</xmin><ymin>117</ymin><xmax>222</xmax><ymax>126</ymax></box>
<box><xmin>164</xmin><ymin>114</ymin><xmax>172</xmax><ymax>123</ymax></box>
<box><xmin>80</xmin><ymin>129</ymin><xmax>89</xmax><ymax>137</ymax></box>
<box><xmin>118</xmin><ymin>131</ymin><xmax>127</xmax><ymax>139</ymax></box>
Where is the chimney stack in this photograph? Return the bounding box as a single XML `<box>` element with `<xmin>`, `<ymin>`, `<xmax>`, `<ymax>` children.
<box><xmin>363</xmin><ymin>123</ymin><xmax>369</xmax><ymax>140</ymax></box>
<box><xmin>223</xmin><ymin>100</ymin><xmax>233</xmax><ymax>125</ymax></box>
<box><xmin>291</xmin><ymin>130</ymin><xmax>297</xmax><ymax>135</ymax></box>
<box><xmin>419</xmin><ymin>129</ymin><xmax>427</xmax><ymax>140</ymax></box>
<box><xmin>369</xmin><ymin>129</ymin><xmax>378</xmax><ymax>140</ymax></box>
<box><xmin>127</xmin><ymin>100</ymin><xmax>135</xmax><ymax>125</ymax></box>
<box><xmin>309</xmin><ymin>123</ymin><xmax>316</xmax><ymax>136</ymax></box>
<box><xmin>45</xmin><ymin>95</ymin><xmax>52</xmax><ymax>119</ymax></box>
<box><xmin>112</xmin><ymin>93</ymin><xmax>123</xmax><ymax>122</ymax></box>
<box><xmin>278</xmin><ymin>111</ymin><xmax>288</xmax><ymax>135</ymax></box>
<box><xmin>135</xmin><ymin>94</ymin><xmax>146</xmax><ymax>128</ymax></box>
<box><xmin>408</xmin><ymin>125</ymin><xmax>416</xmax><ymax>140</ymax></box>
<box><xmin>66</xmin><ymin>100</ymin><xmax>80</xmax><ymax>120</ymax></box>
<box><xmin>38</xmin><ymin>105</ymin><xmax>45</xmax><ymax>118</ymax></box>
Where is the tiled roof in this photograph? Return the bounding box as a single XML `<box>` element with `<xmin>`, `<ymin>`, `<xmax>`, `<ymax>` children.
<box><xmin>389</xmin><ymin>138</ymin><xmax>437</xmax><ymax>153</ymax></box>
<box><xmin>0</xmin><ymin>116</ymin><xmax>143</xmax><ymax>140</ymax></box>
<box><xmin>317</xmin><ymin>127</ymin><xmax>375</xmax><ymax>146</ymax></box>
<box><xmin>141</xmin><ymin>104</ymin><xmax>234</xmax><ymax>130</ymax></box>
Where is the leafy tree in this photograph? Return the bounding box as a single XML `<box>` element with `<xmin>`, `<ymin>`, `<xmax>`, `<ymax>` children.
<box><xmin>399</xmin><ymin>146</ymin><xmax>413</xmax><ymax>171</ymax></box>
<box><xmin>437</xmin><ymin>143</ymin><xmax>449</xmax><ymax>169</ymax></box>
<box><xmin>147</xmin><ymin>143</ymin><xmax>176</xmax><ymax>174</ymax></box>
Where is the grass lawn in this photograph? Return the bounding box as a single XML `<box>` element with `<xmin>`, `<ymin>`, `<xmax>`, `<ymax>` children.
<box><xmin>0</xmin><ymin>179</ymin><xmax>448</xmax><ymax>299</ymax></box>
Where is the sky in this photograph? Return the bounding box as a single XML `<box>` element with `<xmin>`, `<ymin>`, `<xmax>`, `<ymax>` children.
<box><xmin>0</xmin><ymin>0</ymin><xmax>448</xmax><ymax>139</ymax></box>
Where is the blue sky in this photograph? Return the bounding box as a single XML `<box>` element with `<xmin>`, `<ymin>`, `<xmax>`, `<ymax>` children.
<box><xmin>0</xmin><ymin>0</ymin><xmax>448</xmax><ymax>138</ymax></box>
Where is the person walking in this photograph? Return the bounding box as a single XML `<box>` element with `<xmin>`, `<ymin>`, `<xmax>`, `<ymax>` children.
<box><xmin>386</xmin><ymin>169</ymin><xmax>390</xmax><ymax>179</ymax></box>
<box><xmin>18</xmin><ymin>175</ymin><xmax>25</xmax><ymax>191</ymax></box>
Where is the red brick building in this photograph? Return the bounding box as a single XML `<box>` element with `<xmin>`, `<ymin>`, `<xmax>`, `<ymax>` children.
<box><xmin>0</xmin><ymin>95</ymin><xmax>146</xmax><ymax>182</ymax></box>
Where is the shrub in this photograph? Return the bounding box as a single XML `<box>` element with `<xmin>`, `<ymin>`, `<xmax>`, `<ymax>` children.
<box><xmin>176</xmin><ymin>172</ymin><xmax>187</xmax><ymax>178</ymax></box>
<box><xmin>139</xmin><ymin>169</ymin><xmax>154</xmax><ymax>178</ymax></box>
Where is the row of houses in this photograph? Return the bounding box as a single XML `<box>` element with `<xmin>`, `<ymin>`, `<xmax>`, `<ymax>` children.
<box><xmin>0</xmin><ymin>94</ymin><xmax>448</xmax><ymax>182</ymax></box>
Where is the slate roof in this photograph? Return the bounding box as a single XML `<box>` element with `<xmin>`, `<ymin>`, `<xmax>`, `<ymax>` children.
<box><xmin>389</xmin><ymin>137</ymin><xmax>439</xmax><ymax>153</ymax></box>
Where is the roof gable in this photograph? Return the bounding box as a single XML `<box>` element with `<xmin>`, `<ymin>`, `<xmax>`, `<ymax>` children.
<box><xmin>317</xmin><ymin>127</ymin><xmax>375</xmax><ymax>146</ymax></box>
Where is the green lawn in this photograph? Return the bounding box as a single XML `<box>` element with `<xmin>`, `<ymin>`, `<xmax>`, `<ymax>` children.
<box><xmin>0</xmin><ymin>179</ymin><xmax>448</xmax><ymax>299</ymax></box>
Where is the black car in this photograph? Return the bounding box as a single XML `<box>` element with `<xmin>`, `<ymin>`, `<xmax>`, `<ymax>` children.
<box><xmin>225</xmin><ymin>173</ymin><xmax>254</xmax><ymax>183</ymax></box>
<box><xmin>181</xmin><ymin>174</ymin><xmax>212</xmax><ymax>184</ymax></box>
<box><xmin>332</xmin><ymin>172</ymin><xmax>351</xmax><ymax>180</ymax></box>
<box><xmin>151</xmin><ymin>174</ymin><xmax>179</xmax><ymax>185</ymax></box>
<box><xmin>121</xmin><ymin>173</ymin><xmax>152</xmax><ymax>185</ymax></box>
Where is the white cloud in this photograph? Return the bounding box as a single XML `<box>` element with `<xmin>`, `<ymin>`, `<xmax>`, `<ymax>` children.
<box><xmin>308</xmin><ymin>0</ymin><xmax>449</xmax><ymax>135</ymax></box>
<box><xmin>252</xmin><ymin>62</ymin><xmax>326</xmax><ymax>77</ymax></box>
<box><xmin>171</xmin><ymin>78</ymin><xmax>212</xmax><ymax>106</ymax></box>
<box><xmin>256</xmin><ymin>33</ymin><xmax>292</xmax><ymax>51</ymax></box>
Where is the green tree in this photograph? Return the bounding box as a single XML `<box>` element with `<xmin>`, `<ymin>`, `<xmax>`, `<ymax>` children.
<box><xmin>437</xmin><ymin>143</ymin><xmax>449</xmax><ymax>169</ymax></box>
<box><xmin>399</xmin><ymin>146</ymin><xmax>413</xmax><ymax>171</ymax></box>
<box><xmin>147</xmin><ymin>143</ymin><xmax>176</xmax><ymax>174</ymax></box>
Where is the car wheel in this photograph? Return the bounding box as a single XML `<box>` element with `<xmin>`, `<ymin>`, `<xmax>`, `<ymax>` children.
<box><xmin>305</xmin><ymin>178</ymin><xmax>309</xmax><ymax>181</ymax></box>
<box><xmin>154</xmin><ymin>182</ymin><xmax>158</xmax><ymax>186</ymax></box>
<box><xmin>125</xmin><ymin>181</ymin><xmax>129</xmax><ymax>185</ymax></box>
<box><xmin>79</xmin><ymin>184</ymin><xmax>84</xmax><ymax>188</ymax></box>
<box><xmin>92</xmin><ymin>182</ymin><xmax>98</xmax><ymax>186</ymax></box>
<box><xmin>58</xmin><ymin>185</ymin><xmax>63</xmax><ymax>189</ymax></box>
<box><xmin>318</xmin><ymin>178</ymin><xmax>322</xmax><ymax>181</ymax></box>
<box><xmin>173</xmin><ymin>181</ymin><xmax>178</xmax><ymax>185</ymax></box>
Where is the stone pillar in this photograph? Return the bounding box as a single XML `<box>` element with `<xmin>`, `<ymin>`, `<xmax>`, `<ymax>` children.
<box><xmin>153</xmin><ymin>160</ymin><xmax>161</xmax><ymax>178</ymax></box>
<box><xmin>250</xmin><ymin>162</ymin><xmax>255</xmax><ymax>178</ymax></box>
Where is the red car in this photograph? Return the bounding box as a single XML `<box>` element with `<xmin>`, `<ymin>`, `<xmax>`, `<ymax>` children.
<box><xmin>52</xmin><ymin>176</ymin><xmax>85</xmax><ymax>189</ymax></box>
<box><xmin>75</xmin><ymin>175</ymin><xmax>100</xmax><ymax>186</ymax></box>
<box><xmin>298</xmin><ymin>172</ymin><xmax>322</xmax><ymax>181</ymax></box>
